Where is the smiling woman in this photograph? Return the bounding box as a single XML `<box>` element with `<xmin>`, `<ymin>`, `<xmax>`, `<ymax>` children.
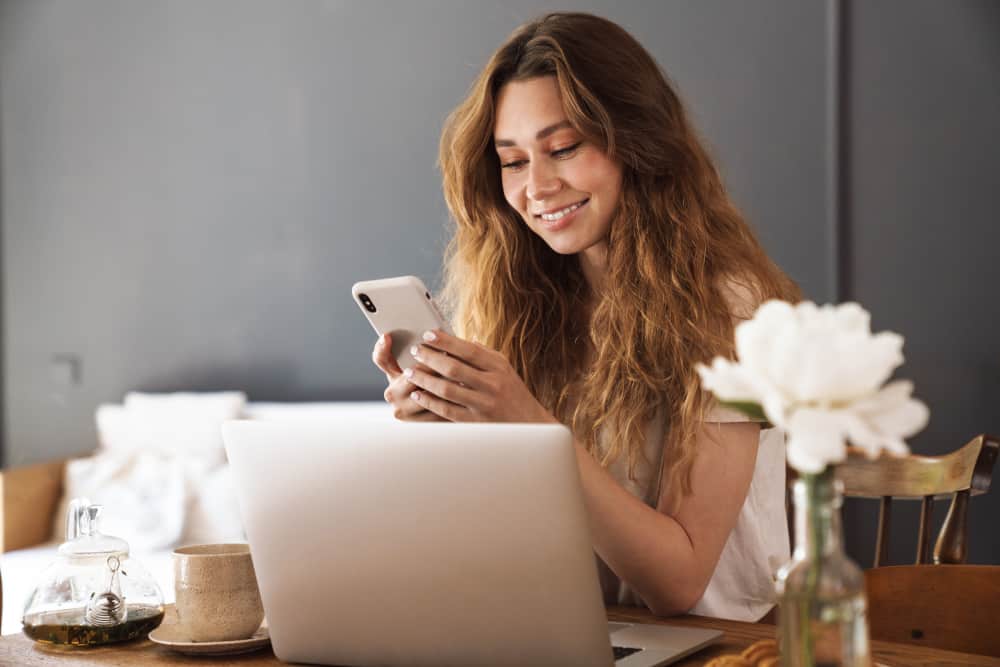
<box><xmin>372</xmin><ymin>12</ymin><xmax>800</xmax><ymax>622</ymax></box>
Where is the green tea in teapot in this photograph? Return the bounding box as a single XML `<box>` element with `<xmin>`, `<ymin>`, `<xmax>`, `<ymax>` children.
<box><xmin>23</xmin><ymin>605</ymin><xmax>165</xmax><ymax>646</ymax></box>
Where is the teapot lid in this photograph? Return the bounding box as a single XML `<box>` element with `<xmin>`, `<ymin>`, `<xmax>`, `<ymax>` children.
<box><xmin>58</xmin><ymin>498</ymin><xmax>130</xmax><ymax>557</ymax></box>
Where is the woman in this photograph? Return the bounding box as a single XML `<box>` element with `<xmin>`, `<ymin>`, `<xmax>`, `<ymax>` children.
<box><xmin>373</xmin><ymin>12</ymin><xmax>799</xmax><ymax>621</ymax></box>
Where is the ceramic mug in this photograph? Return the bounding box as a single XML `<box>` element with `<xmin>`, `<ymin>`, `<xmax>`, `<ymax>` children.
<box><xmin>173</xmin><ymin>543</ymin><xmax>264</xmax><ymax>642</ymax></box>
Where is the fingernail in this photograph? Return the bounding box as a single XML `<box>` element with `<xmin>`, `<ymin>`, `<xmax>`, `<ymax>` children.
<box><xmin>410</xmin><ymin>345</ymin><xmax>421</xmax><ymax>357</ymax></box>
<box><xmin>410</xmin><ymin>391</ymin><xmax>420</xmax><ymax>402</ymax></box>
<box><xmin>422</xmin><ymin>330</ymin><xmax>437</xmax><ymax>342</ymax></box>
<box><xmin>403</xmin><ymin>368</ymin><xmax>413</xmax><ymax>378</ymax></box>
<box><xmin>376</xmin><ymin>335</ymin><xmax>384</xmax><ymax>346</ymax></box>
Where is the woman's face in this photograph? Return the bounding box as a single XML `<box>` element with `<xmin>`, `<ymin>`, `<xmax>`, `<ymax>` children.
<box><xmin>493</xmin><ymin>76</ymin><xmax>622</xmax><ymax>259</ymax></box>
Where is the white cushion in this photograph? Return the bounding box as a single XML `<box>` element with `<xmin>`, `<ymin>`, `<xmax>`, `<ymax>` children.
<box><xmin>243</xmin><ymin>401</ymin><xmax>390</xmax><ymax>421</ymax></box>
<box><xmin>97</xmin><ymin>391</ymin><xmax>248</xmax><ymax>464</ymax></box>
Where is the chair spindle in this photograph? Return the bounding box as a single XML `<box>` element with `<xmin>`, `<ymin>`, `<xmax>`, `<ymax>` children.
<box><xmin>933</xmin><ymin>488</ymin><xmax>969</xmax><ymax>564</ymax></box>
<box><xmin>916</xmin><ymin>495</ymin><xmax>934</xmax><ymax>564</ymax></box>
<box><xmin>874</xmin><ymin>496</ymin><xmax>892</xmax><ymax>568</ymax></box>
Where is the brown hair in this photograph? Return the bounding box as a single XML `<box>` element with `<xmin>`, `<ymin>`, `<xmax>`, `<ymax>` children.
<box><xmin>439</xmin><ymin>12</ymin><xmax>798</xmax><ymax>510</ymax></box>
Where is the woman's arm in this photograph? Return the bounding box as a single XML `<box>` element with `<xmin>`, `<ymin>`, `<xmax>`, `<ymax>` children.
<box><xmin>574</xmin><ymin>421</ymin><xmax>759</xmax><ymax>615</ymax></box>
<box><xmin>400</xmin><ymin>329</ymin><xmax>761</xmax><ymax>615</ymax></box>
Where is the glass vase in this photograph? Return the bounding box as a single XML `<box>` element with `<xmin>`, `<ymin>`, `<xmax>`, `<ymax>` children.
<box><xmin>775</xmin><ymin>468</ymin><xmax>871</xmax><ymax>666</ymax></box>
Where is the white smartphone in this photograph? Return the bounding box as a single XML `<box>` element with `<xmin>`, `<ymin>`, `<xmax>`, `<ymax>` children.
<box><xmin>351</xmin><ymin>275</ymin><xmax>451</xmax><ymax>369</ymax></box>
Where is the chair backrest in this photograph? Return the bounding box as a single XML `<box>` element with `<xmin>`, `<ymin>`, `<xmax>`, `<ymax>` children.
<box><xmin>836</xmin><ymin>434</ymin><xmax>998</xmax><ymax>566</ymax></box>
<box><xmin>865</xmin><ymin>564</ymin><xmax>1000</xmax><ymax>656</ymax></box>
<box><xmin>1</xmin><ymin>458</ymin><xmax>67</xmax><ymax>553</ymax></box>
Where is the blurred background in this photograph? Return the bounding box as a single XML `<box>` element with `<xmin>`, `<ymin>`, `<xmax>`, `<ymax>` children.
<box><xmin>1</xmin><ymin>0</ymin><xmax>997</xmax><ymax>565</ymax></box>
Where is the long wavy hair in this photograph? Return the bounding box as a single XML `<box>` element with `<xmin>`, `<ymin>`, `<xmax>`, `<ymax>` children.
<box><xmin>439</xmin><ymin>12</ymin><xmax>799</xmax><ymax>510</ymax></box>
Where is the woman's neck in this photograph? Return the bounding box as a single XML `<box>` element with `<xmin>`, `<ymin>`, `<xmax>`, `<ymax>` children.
<box><xmin>579</xmin><ymin>242</ymin><xmax>608</xmax><ymax>294</ymax></box>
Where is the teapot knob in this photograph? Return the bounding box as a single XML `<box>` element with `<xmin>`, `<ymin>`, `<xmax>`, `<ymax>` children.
<box><xmin>65</xmin><ymin>498</ymin><xmax>92</xmax><ymax>541</ymax></box>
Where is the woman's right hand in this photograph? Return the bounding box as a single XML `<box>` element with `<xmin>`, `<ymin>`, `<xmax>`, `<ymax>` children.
<box><xmin>372</xmin><ymin>333</ymin><xmax>445</xmax><ymax>421</ymax></box>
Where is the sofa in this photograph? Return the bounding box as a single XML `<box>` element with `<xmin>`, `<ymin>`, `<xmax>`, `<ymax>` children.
<box><xmin>0</xmin><ymin>398</ymin><xmax>391</xmax><ymax>636</ymax></box>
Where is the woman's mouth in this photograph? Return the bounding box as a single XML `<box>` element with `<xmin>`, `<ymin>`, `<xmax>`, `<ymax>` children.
<box><xmin>535</xmin><ymin>198</ymin><xmax>589</xmax><ymax>230</ymax></box>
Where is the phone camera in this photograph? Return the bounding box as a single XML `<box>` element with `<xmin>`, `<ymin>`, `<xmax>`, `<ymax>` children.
<box><xmin>358</xmin><ymin>293</ymin><xmax>377</xmax><ymax>313</ymax></box>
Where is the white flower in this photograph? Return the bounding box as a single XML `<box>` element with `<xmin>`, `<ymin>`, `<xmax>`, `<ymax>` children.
<box><xmin>697</xmin><ymin>300</ymin><xmax>929</xmax><ymax>473</ymax></box>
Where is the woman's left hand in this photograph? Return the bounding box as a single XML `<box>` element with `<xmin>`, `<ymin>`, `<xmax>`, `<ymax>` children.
<box><xmin>403</xmin><ymin>329</ymin><xmax>558</xmax><ymax>424</ymax></box>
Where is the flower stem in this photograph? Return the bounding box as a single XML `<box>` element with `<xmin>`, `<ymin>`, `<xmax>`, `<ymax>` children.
<box><xmin>798</xmin><ymin>468</ymin><xmax>831</xmax><ymax>666</ymax></box>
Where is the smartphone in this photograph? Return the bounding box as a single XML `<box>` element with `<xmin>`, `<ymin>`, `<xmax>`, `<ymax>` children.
<box><xmin>351</xmin><ymin>275</ymin><xmax>451</xmax><ymax>369</ymax></box>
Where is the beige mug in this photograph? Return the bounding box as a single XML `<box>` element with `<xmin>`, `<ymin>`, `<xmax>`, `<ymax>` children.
<box><xmin>173</xmin><ymin>543</ymin><xmax>264</xmax><ymax>642</ymax></box>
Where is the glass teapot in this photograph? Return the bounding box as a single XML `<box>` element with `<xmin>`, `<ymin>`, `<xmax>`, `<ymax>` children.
<box><xmin>22</xmin><ymin>498</ymin><xmax>165</xmax><ymax>646</ymax></box>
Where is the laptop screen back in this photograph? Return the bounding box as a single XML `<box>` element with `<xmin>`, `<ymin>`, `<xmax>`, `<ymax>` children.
<box><xmin>223</xmin><ymin>420</ymin><xmax>615</xmax><ymax>666</ymax></box>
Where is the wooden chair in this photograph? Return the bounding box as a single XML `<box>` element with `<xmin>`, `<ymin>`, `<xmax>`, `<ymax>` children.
<box><xmin>864</xmin><ymin>564</ymin><xmax>1000</xmax><ymax>656</ymax></box>
<box><xmin>836</xmin><ymin>436</ymin><xmax>1000</xmax><ymax>654</ymax></box>
<box><xmin>836</xmin><ymin>433</ymin><xmax>999</xmax><ymax>566</ymax></box>
<box><xmin>0</xmin><ymin>458</ymin><xmax>67</xmax><ymax>554</ymax></box>
<box><xmin>0</xmin><ymin>457</ymin><xmax>72</xmax><ymax>631</ymax></box>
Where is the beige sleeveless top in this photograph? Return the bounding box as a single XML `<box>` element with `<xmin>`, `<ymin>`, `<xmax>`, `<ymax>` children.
<box><xmin>585</xmin><ymin>277</ymin><xmax>788</xmax><ymax>620</ymax></box>
<box><xmin>595</xmin><ymin>403</ymin><xmax>789</xmax><ymax>622</ymax></box>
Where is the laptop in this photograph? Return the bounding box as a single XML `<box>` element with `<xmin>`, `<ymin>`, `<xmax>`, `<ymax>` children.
<box><xmin>222</xmin><ymin>420</ymin><xmax>722</xmax><ymax>666</ymax></box>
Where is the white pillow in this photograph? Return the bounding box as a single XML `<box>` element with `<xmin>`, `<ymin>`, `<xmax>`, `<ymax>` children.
<box><xmin>124</xmin><ymin>391</ymin><xmax>247</xmax><ymax>418</ymax></box>
<box><xmin>96</xmin><ymin>391</ymin><xmax>247</xmax><ymax>466</ymax></box>
<box><xmin>243</xmin><ymin>400</ymin><xmax>391</xmax><ymax>421</ymax></box>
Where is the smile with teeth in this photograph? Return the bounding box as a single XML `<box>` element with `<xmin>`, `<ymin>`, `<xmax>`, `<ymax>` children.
<box><xmin>538</xmin><ymin>199</ymin><xmax>588</xmax><ymax>221</ymax></box>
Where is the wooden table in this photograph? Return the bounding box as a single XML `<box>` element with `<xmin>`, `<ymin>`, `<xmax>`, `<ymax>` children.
<box><xmin>1</xmin><ymin>605</ymin><xmax>997</xmax><ymax>667</ymax></box>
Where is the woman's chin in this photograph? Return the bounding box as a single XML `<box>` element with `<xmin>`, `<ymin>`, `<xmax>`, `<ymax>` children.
<box><xmin>532</xmin><ymin>228</ymin><xmax>580</xmax><ymax>255</ymax></box>
<box><xmin>543</xmin><ymin>239</ymin><xmax>584</xmax><ymax>256</ymax></box>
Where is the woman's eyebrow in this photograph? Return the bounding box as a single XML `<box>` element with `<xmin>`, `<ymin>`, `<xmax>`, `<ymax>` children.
<box><xmin>494</xmin><ymin>120</ymin><xmax>573</xmax><ymax>147</ymax></box>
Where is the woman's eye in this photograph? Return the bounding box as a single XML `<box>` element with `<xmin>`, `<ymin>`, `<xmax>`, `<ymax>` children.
<box><xmin>551</xmin><ymin>142</ymin><xmax>582</xmax><ymax>158</ymax></box>
<box><xmin>500</xmin><ymin>159</ymin><xmax>528</xmax><ymax>171</ymax></box>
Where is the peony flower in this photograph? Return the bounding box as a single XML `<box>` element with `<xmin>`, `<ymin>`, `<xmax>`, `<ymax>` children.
<box><xmin>696</xmin><ymin>300</ymin><xmax>929</xmax><ymax>473</ymax></box>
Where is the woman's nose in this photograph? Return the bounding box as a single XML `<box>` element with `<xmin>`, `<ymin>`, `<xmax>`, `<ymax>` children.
<box><xmin>526</xmin><ymin>161</ymin><xmax>561</xmax><ymax>202</ymax></box>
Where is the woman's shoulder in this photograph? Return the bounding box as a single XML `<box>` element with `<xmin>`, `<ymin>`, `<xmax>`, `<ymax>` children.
<box><xmin>715</xmin><ymin>273</ymin><xmax>762</xmax><ymax>323</ymax></box>
<box><xmin>702</xmin><ymin>274</ymin><xmax>773</xmax><ymax>424</ymax></box>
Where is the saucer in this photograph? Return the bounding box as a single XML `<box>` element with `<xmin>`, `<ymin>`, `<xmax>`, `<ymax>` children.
<box><xmin>148</xmin><ymin>621</ymin><xmax>270</xmax><ymax>656</ymax></box>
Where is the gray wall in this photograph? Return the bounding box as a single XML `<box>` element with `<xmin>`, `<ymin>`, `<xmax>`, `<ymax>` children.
<box><xmin>1</xmin><ymin>1</ymin><xmax>996</xmax><ymax>564</ymax></box>
<box><xmin>0</xmin><ymin>0</ymin><xmax>830</xmax><ymax>466</ymax></box>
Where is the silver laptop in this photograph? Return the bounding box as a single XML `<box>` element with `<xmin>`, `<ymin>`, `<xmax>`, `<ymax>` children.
<box><xmin>222</xmin><ymin>420</ymin><xmax>721</xmax><ymax>666</ymax></box>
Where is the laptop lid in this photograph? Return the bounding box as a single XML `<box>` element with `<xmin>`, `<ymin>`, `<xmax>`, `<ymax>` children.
<box><xmin>223</xmin><ymin>420</ymin><xmax>616</xmax><ymax>666</ymax></box>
